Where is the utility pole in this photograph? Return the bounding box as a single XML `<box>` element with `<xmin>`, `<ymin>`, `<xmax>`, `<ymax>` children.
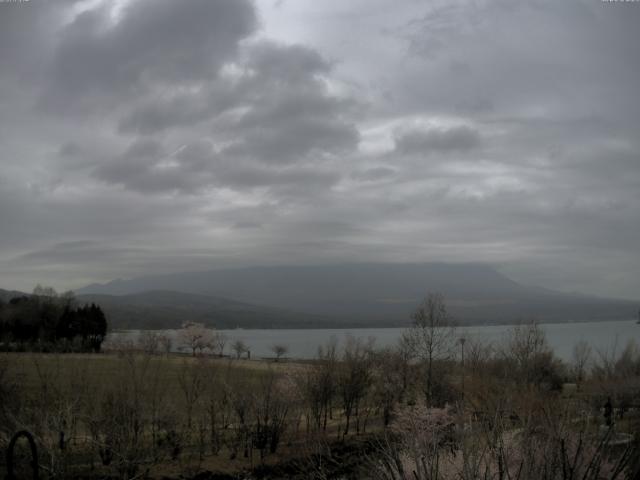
<box><xmin>459</xmin><ymin>336</ymin><xmax>467</xmax><ymax>465</ymax></box>
<box><xmin>459</xmin><ymin>336</ymin><xmax>466</xmax><ymax>404</ymax></box>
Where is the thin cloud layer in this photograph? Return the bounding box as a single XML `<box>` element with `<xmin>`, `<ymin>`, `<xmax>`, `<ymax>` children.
<box><xmin>395</xmin><ymin>126</ymin><xmax>481</xmax><ymax>154</ymax></box>
<box><xmin>0</xmin><ymin>0</ymin><xmax>638</xmax><ymax>299</ymax></box>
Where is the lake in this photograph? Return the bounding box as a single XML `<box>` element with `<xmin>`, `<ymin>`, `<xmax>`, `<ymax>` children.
<box><xmin>107</xmin><ymin>319</ymin><xmax>639</xmax><ymax>362</ymax></box>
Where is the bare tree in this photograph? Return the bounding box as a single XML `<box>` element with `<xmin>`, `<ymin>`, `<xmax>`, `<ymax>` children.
<box><xmin>86</xmin><ymin>352</ymin><xmax>154</xmax><ymax>479</ymax></box>
<box><xmin>225</xmin><ymin>373</ymin><xmax>253</xmax><ymax>459</ymax></box>
<box><xmin>371</xmin><ymin>404</ymin><xmax>455</xmax><ymax>480</ymax></box>
<box><xmin>338</xmin><ymin>336</ymin><xmax>373</xmax><ymax>436</ymax></box>
<box><xmin>211</xmin><ymin>332</ymin><xmax>228</xmax><ymax>357</ymax></box>
<box><xmin>271</xmin><ymin>344</ymin><xmax>289</xmax><ymax>362</ymax></box>
<box><xmin>371</xmin><ymin>347</ymin><xmax>407</xmax><ymax>427</ymax></box>
<box><xmin>138</xmin><ymin>331</ymin><xmax>160</xmax><ymax>355</ymax></box>
<box><xmin>505</xmin><ymin>322</ymin><xmax>548</xmax><ymax>364</ymax></box>
<box><xmin>177</xmin><ymin>358</ymin><xmax>207</xmax><ymax>429</ymax></box>
<box><xmin>252</xmin><ymin>370</ymin><xmax>294</xmax><ymax>458</ymax></box>
<box><xmin>503</xmin><ymin>321</ymin><xmax>560</xmax><ymax>387</ymax></box>
<box><xmin>614</xmin><ymin>339</ymin><xmax>640</xmax><ymax>377</ymax></box>
<box><xmin>205</xmin><ymin>364</ymin><xmax>232</xmax><ymax>455</ymax></box>
<box><xmin>144</xmin><ymin>357</ymin><xmax>171</xmax><ymax>459</ymax></box>
<box><xmin>231</xmin><ymin>339</ymin><xmax>248</xmax><ymax>360</ymax></box>
<box><xmin>395</xmin><ymin>334</ymin><xmax>416</xmax><ymax>402</ymax></box>
<box><xmin>572</xmin><ymin>339</ymin><xmax>592</xmax><ymax>385</ymax></box>
<box><xmin>298</xmin><ymin>338</ymin><xmax>338</xmax><ymax>433</ymax></box>
<box><xmin>464</xmin><ymin>338</ymin><xmax>494</xmax><ymax>375</ymax></box>
<box><xmin>158</xmin><ymin>334</ymin><xmax>173</xmax><ymax>355</ymax></box>
<box><xmin>32</xmin><ymin>284</ymin><xmax>58</xmax><ymax>298</ymax></box>
<box><xmin>404</xmin><ymin>292</ymin><xmax>456</xmax><ymax>405</ymax></box>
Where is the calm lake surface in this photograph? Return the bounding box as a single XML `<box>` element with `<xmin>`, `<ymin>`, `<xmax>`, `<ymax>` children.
<box><xmin>108</xmin><ymin>319</ymin><xmax>639</xmax><ymax>362</ymax></box>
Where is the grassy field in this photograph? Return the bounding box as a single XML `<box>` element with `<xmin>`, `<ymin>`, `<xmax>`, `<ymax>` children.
<box><xmin>3</xmin><ymin>351</ymin><xmax>305</xmax><ymax>386</ymax></box>
<box><xmin>0</xmin><ymin>351</ymin><xmax>353</xmax><ymax>479</ymax></box>
<box><xmin>1</xmin><ymin>332</ymin><xmax>639</xmax><ymax>480</ymax></box>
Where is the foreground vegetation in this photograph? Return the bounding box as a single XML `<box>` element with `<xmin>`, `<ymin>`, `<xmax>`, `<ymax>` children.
<box><xmin>0</xmin><ymin>294</ymin><xmax>639</xmax><ymax>479</ymax></box>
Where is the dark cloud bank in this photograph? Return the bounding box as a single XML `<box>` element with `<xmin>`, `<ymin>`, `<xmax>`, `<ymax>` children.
<box><xmin>0</xmin><ymin>0</ymin><xmax>638</xmax><ymax>301</ymax></box>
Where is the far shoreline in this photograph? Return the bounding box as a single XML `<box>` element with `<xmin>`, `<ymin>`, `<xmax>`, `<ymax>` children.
<box><xmin>108</xmin><ymin>317</ymin><xmax>637</xmax><ymax>334</ymax></box>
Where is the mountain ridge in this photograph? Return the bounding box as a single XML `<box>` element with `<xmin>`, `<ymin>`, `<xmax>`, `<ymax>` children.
<box><xmin>74</xmin><ymin>262</ymin><xmax>638</xmax><ymax>325</ymax></box>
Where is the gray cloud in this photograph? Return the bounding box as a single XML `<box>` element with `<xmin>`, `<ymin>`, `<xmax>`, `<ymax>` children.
<box><xmin>20</xmin><ymin>241</ymin><xmax>148</xmax><ymax>264</ymax></box>
<box><xmin>225</xmin><ymin>117</ymin><xmax>359</xmax><ymax>165</ymax></box>
<box><xmin>92</xmin><ymin>38</ymin><xmax>361</xmax><ymax>194</ymax></box>
<box><xmin>232</xmin><ymin>221</ymin><xmax>263</xmax><ymax>230</ymax></box>
<box><xmin>221</xmin><ymin>42</ymin><xmax>361</xmax><ymax>165</ymax></box>
<box><xmin>92</xmin><ymin>137</ymin><xmax>342</xmax><ymax>195</ymax></box>
<box><xmin>116</xmin><ymin>83</ymin><xmax>236</xmax><ymax>135</ymax></box>
<box><xmin>395</xmin><ymin>125</ymin><xmax>481</xmax><ymax>154</ymax></box>
<box><xmin>116</xmin><ymin>41</ymin><xmax>358</xmax><ymax>142</ymax></box>
<box><xmin>351</xmin><ymin>167</ymin><xmax>397</xmax><ymax>182</ymax></box>
<box><xmin>41</xmin><ymin>0</ymin><xmax>256</xmax><ymax>112</ymax></box>
<box><xmin>0</xmin><ymin>0</ymin><xmax>638</xmax><ymax>300</ymax></box>
<box><xmin>247</xmin><ymin>41</ymin><xmax>331</xmax><ymax>81</ymax></box>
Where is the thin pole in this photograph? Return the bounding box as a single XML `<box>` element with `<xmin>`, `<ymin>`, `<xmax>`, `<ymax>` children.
<box><xmin>460</xmin><ymin>337</ymin><xmax>466</xmax><ymax>404</ymax></box>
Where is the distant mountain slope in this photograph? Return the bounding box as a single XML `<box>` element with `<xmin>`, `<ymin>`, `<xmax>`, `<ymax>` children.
<box><xmin>76</xmin><ymin>263</ymin><xmax>638</xmax><ymax>325</ymax></box>
<box><xmin>76</xmin><ymin>290</ymin><xmax>346</xmax><ymax>330</ymax></box>
<box><xmin>0</xmin><ymin>288</ymin><xmax>27</xmax><ymax>302</ymax></box>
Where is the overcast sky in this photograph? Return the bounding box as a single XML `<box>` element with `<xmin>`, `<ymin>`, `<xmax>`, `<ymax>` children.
<box><xmin>0</xmin><ymin>0</ymin><xmax>638</xmax><ymax>299</ymax></box>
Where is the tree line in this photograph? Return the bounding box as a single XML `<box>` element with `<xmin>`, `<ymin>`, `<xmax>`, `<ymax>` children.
<box><xmin>0</xmin><ymin>285</ymin><xmax>107</xmax><ymax>352</ymax></box>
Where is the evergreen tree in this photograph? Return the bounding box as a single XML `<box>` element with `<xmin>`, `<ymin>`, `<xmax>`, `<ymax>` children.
<box><xmin>0</xmin><ymin>289</ymin><xmax>108</xmax><ymax>352</ymax></box>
